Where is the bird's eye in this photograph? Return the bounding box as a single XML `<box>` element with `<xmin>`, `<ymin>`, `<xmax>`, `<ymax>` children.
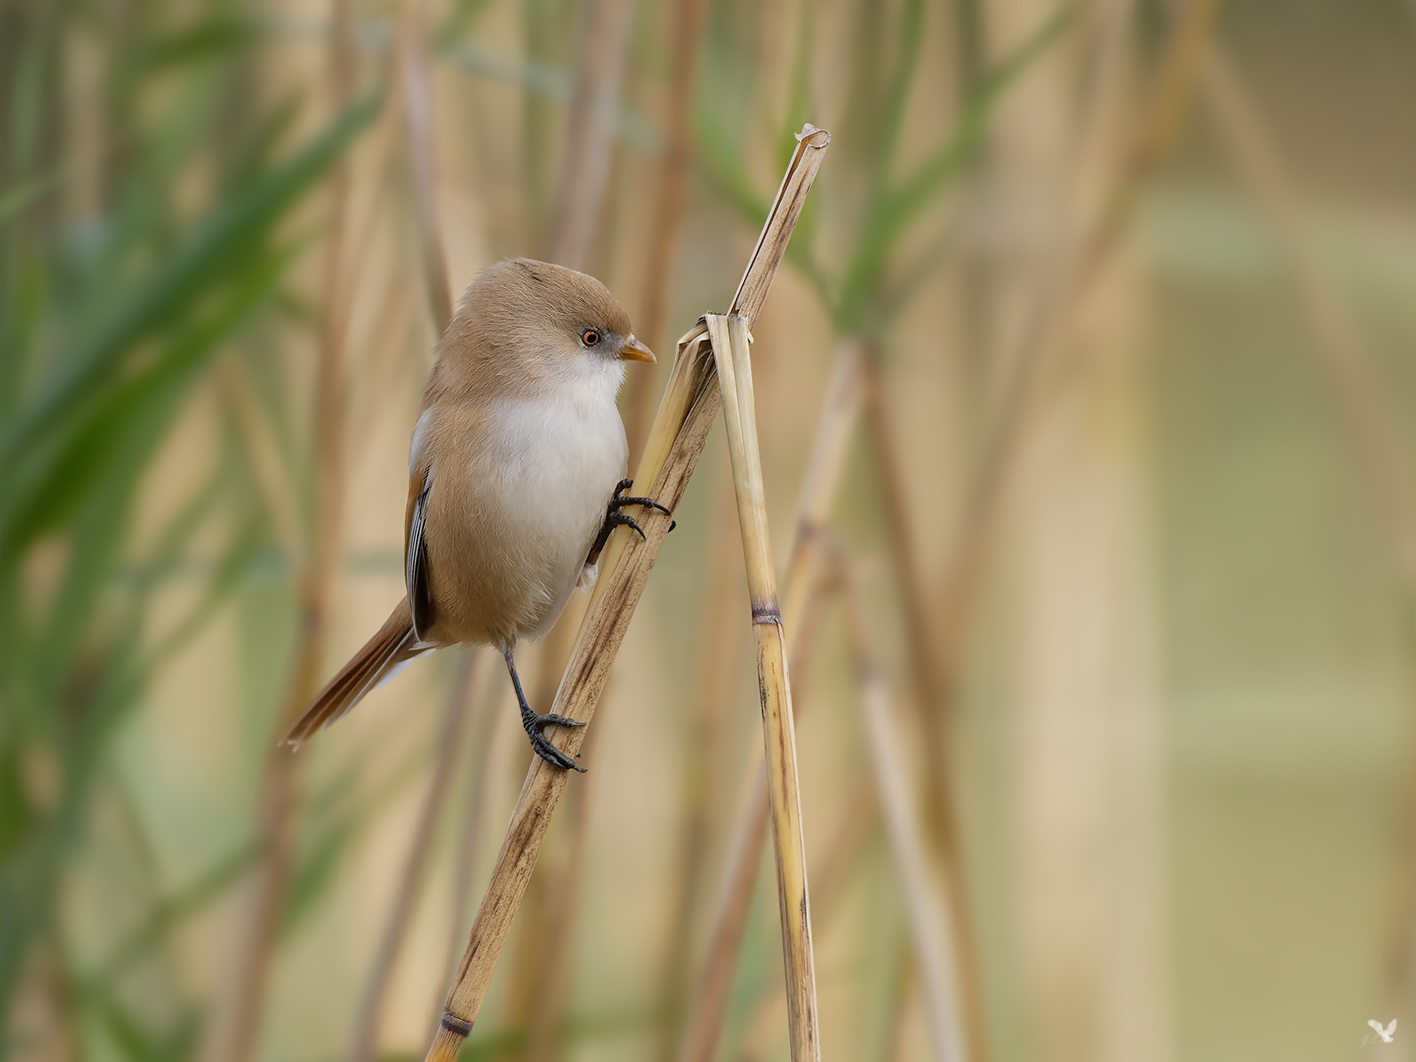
<box><xmin>581</xmin><ymin>329</ymin><xmax>601</xmax><ymax>347</ymax></box>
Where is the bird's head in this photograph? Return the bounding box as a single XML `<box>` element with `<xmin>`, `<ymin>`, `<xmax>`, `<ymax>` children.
<box><xmin>445</xmin><ymin>258</ymin><xmax>653</xmax><ymax>396</ymax></box>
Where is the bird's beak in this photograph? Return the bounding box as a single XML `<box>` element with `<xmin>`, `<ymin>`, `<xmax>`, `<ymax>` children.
<box><xmin>618</xmin><ymin>335</ymin><xmax>656</xmax><ymax>363</ymax></box>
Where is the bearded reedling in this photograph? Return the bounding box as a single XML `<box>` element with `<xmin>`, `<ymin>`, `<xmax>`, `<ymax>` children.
<box><xmin>284</xmin><ymin>258</ymin><xmax>668</xmax><ymax>771</ymax></box>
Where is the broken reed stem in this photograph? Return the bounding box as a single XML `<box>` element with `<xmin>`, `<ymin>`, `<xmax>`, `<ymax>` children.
<box><xmin>840</xmin><ymin>553</ymin><xmax>964</xmax><ymax>1062</ymax></box>
<box><xmin>932</xmin><ymin>0</ymin><xmax>1220</xmax><ymax>695</ymax></box>
<box><xmin>421</xmin><ymin>125</ymin><xmax>830</xmax><ymax>1062</ymax></box>
<box><xmin>349</xmin><ymin>652</ymin><xmax>478</xmax><ymax>1062</ymax></box>
<box><xmin>207</xmin><ymin>7</ymin><xmax>356</xmax><ymax>1062</ymax></box>
<box><xmin>676</xmin><ymin>340</ymin><xmax>863</xmax><ymax>1062</ymax></box>
<box><xmin>1199</xmin><ymin>44</ymin><xmax>1416</xmax><ymax>1015</ymax></box>
<box><xmin>624</xmin><ymin>0</ymin><xmax>712</xmax><ymax>463</ymax></box>
<box><xmin>705</xmin><ymin>312</ymin><xmax>819</xmax><ymax>1062</ymax></box>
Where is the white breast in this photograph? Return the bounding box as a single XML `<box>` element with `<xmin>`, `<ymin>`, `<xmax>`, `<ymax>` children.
<box><xmin>482</xmin><ymin>361</ymin><xmax>628</xmax><ymax>635</ymax></box>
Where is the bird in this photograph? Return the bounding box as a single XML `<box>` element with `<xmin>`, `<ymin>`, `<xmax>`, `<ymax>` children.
<box><xmin>283</xmin><ymin>258</ymin><xmax>669</xmax><ymax>771</ymax></box>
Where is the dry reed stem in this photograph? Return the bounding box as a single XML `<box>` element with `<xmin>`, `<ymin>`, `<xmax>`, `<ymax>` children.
<box><xmin>679</xmin><ymin>765</ymin><xmax>771</xmax><ymax>1062</ymax></box>
<box><xmin>347</xmin><ymin>15</ymin><xmax>465</xmax><ymax>1050</ymax></box>
<box><xmin>676</xmin><ymin>340</ymin><xmax>863</xmax><ymax>1062</ymax></box>
<box><xmin>860</xmin><ymin>346</ymin><xmax>943</xmax><ymax>755</ymax></box>
<box><xmin>805</xmin><ymin>773</ymin><xmax>877</xmax><ymax>917</ymax></box>
<box><xmin>931</xmin><ymin>0</ymin><xmax>1221</xmax><ymax>696</ymax></box>
<box><xmin>624</xmin><ymin>0</ymin><xmax>712</xmax><ymax>463</ymax></box>
<box><xmin>206</xmin><ymin>7</ymin><xmax>357</xmax><ymax>1061</ymax></box>
<box><xmin>1199</xmin><ymin>44</ymin><xmax>1416</xmax><ymax>1015</ymax></box>
<box><xmin>841</xmin><ymin>553</ymin><xmax>965</xmax><ymax>1062</ymax></box>
<box><xmin>654</xmin><ymin>464</ymin><xmax>745</xmax><ymax>1062</ymax></box>
<box><xmin>349</xmin><ymin>652</ymin><xmax>478</xmax><ymax>1062</ymax></box>
<box><xmin>731</xmin><ymin>770</ymin><xmax>880</xmax><ymax>1062</ymax></box>
<box><xmin>398</xmin><ymin>0</ymin><xmax>452</xmax><ymax>334</ymax></box>
<box><xmin>430</xmin><ymin>661</ymin><xmax>505</xmax><ymax>1037</ymax></box>
<box><xmin>217</xmin><ymin>361</ymin><xmax>304</xmax><ymax>557</ymax></box>
<box><xmin>546</xmin><ymin>0</ymin><xmax>634</xmax><ymax>269</ymax></box>
<box><xmin>706</xmin><ymin>311</ymin><xmax>819</xmax><ymax>1062</ymax></box>
<box><xmin>421</xmin><ymin>125</ymin><xmax>831</xmax><ymax>1062</ymax></box>
<box><xmin>859</xmin><ymin>347</ymin><xmax>988</xmax><ymax>1062</ymax></box>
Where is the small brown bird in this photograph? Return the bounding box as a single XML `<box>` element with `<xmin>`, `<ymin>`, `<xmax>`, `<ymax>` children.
<box><xmin>285</xmin><ymin>258</ymin><xmax>667</xmax><ymax>771</ymax></box>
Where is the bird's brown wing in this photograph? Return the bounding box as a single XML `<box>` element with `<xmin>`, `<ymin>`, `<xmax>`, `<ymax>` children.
<box><xmin>405</xmin><ymin>464</ymin><xmax>433</xmax><ymax>640</ymax></box>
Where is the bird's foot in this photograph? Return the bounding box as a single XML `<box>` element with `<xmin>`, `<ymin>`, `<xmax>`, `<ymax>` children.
<box><xmin>524</xmin><ymin>711</ymin><xmax>587</xmax><ymax>773</ymax></box>
<box><xmin>586</xmin><ymin>480</ymin><xmax>676</xmax><ymax>566</ymax></box>
<box><xmin>609</xmin><ymin>477</ymin><xmax>673</xmax><ymax>526</ymax></box>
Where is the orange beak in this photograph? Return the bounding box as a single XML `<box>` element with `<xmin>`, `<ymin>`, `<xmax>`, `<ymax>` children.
<box><xmin>618</xmin><ymin>334</ymin><xmax>656</xmax><ymax>363</ymax></box>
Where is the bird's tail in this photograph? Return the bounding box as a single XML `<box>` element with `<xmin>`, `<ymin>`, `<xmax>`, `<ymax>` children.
<box><xmin>283</xmin><ymin>599</ymin><xmax>429</xmax><ymax>746</ymax></box>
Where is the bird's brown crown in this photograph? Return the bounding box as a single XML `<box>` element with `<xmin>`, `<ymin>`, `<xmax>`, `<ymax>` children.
<box><xmin>493</xmin><ymin>258</ymin><xmax>632</xmax><ymax>337</ymax></box>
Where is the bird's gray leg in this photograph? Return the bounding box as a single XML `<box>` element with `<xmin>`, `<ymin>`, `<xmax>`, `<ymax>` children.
<box><xmin>502</xmin><ymin>645</ymin><xmax>585</xmax><ymax>773</ymax></box>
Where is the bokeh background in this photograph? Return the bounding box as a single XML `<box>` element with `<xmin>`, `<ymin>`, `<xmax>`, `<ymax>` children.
<box><xmin>4</xmin><ymin>0</ymin><xmax>1416</xmax><ymax>1060</ymax></box>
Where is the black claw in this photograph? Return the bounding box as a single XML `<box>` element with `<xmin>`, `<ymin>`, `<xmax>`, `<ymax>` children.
<box><xmin>607</xmin><ymin>509</ymin><xmax>646</xmax><ymax>540</ymax></box>
<box><xmin>533</xmin><ymin>713</ymin><xmax>586</xmax><ymax>730</ymax></box>
<box><xmin>610</xmin><ymin>479</ymin><xmax>673</xmax><ymax>517</ymax></box>
<box><xmin>528</xmin><ymin>729</ymin><xmax>585</xmax><ymax>772</ymax></box>
<box><xmin>669</xmin><ymin>520</ymin><xmax>677</xmax><ymax>532</ymax></box>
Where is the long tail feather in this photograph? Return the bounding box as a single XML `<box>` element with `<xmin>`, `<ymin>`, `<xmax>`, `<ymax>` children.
<box><xmin>284</xmin><ymin>599</ymin><xmax>427</xmax><ymax>746</ymax></box>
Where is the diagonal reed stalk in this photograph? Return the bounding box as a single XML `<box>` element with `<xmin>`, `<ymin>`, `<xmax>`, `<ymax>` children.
<box><xmin>839</xmin><ymin>547</ymin><xmax>964</xmax><ymax>1062</ymax></box>
<box><xmin>676</xmin><ymin>341</ymin><xmax>864</xmax><ymax>1062</ymax></box>
<box><xmin>1198</xmin><ymin>43</ymin><xmax>1416</xmax><ymax>1023</ymax></box>
<box><xmin>421</xmin><ymin>124</ymin><xmax>831</xmax><ymax>1062</ymax></box>
<box><xmin>705</xmin><ymin>311</ymin><xmax>819</xmax><ymax>1062</ymax></box>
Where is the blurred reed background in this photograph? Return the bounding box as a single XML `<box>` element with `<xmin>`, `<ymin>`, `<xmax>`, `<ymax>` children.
<box><xmin>3</xmin><ymin>0</ymin><xmax>1416</xmax><ymax>1060</ymax></box>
